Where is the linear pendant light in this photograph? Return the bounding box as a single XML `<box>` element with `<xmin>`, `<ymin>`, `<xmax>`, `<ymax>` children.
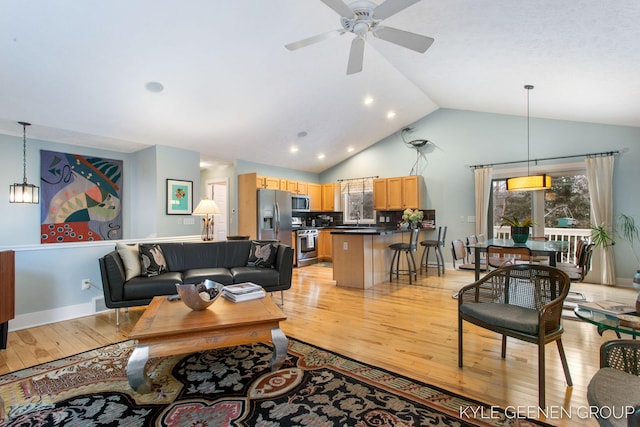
<box><xmin>9</xmin><ymin>121</ymin><xmax>40</xmax><ymax>204</ymax></box>
<box><xmin>506</xmin><ymin>85</ymin><xmax>551</xmax><ymax>192</ymax></box>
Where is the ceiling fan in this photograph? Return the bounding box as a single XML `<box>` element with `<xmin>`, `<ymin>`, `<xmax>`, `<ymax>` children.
<box><xmin>285</xmin><ymin>0</ymin><xmax>434</xmax><ymax>75</ymax></box>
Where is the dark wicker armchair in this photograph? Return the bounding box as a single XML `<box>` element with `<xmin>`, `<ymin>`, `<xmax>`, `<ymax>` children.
<box><xmin>457</xmin><ymin>264</ymin><xmax>572</xmax><ymax>409</ymax></box>
<box><xmin>587</xmin><ymin>340</ymin><xmax>640</xmax><ymax>427</ymax></box>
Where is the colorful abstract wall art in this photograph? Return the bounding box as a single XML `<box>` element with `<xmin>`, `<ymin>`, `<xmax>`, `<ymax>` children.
<box><xmin>40</xmin><ymin>150</ymin><xmax>123</xmax><ymax>244</ymax></box>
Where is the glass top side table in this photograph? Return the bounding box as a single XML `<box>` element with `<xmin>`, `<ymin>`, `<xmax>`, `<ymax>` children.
<box><xmin>574</xmin><ymin>307</ymin><xmax>640</xmax><ymax>339</ymax></box>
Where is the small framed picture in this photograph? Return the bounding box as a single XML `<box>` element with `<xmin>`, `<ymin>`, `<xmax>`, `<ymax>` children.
<box><xmin>166</xmin><ymin>179</ymin><xmax>193</xmax><ymax>215</ymax></box>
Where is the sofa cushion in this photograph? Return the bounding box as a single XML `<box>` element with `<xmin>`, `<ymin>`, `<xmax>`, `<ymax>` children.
<box><xmin>116</xmin><ymin>243</ymin><xmax>141</xmax><ymax>281</ymax></box>
<box><xmin>247</xmin><ymin>241</ymin><xmax>278</xmax><ymax>268</ymax></box>
<box><xmin>587</xmin><ymin>367</ymin><xmax>640</xmax><ymax>427</ymax></box>
<box><xmin>123</xmin><ymin>272</ymin><xmax>183</xmax><ymax>300</ymax></box>
<box><xmin>460</xmin><ymin>302</ymin><xmax>539</xmax><ymax>335</ymax></box>
<box><xmin>182</xmin><ymin>268</ymin><xmax>234</xmax><ymax>285</ymax></box>
<box><xmin>231</xmin><ymin>267</ymin><xmax>280</xmax><ymax>287</ymax></box>
<box><xmin>139</xmin><ymin>244</ymin><xmax>168</xmax><ymax>277</ymax></box>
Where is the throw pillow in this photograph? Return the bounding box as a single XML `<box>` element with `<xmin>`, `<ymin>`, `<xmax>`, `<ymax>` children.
<box><xmin>116</xmin><ymin>242</ymin><xmax>141</xmax><ymax>281</ymax></box>
<box><xmin>139</xmin><ymin>244</ymin><xmax>168</xmax><ymax>277</ymax></box>
<box><xmin>247</xmin><ymin>241</ymin><xmax>278</xmax><ymax>268</ymax></box>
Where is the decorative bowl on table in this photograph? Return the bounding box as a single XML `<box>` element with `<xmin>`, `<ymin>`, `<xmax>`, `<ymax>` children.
<box><xmin>176</xmin><ymin>279</ymin><xmax>224</xmax><ymax>311</ymax></box>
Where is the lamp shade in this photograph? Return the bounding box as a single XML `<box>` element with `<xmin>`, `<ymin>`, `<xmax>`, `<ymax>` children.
<box><xmin>193</xmin><ymin>198</ymin><xmax>221</xmax><ymax>215</ymax></box>
<box><xmin>506</xmin><ymin>174</ymin><xmax>551</xmax><ymax>191</ymax></box>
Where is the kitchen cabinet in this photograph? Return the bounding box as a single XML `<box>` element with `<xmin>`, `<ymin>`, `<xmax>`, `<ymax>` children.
<box><xmin>318</xmin><ymin>229</ymin><xmax>332</xmax><ymax>261</ymax></box>
<box><xmin>307</xmin><ymin>183</ymin><xmax>322</xmax><ymax>211</ymax></box>
<box><xmin>401</xmin><ymin>176</ymin><xmax>423</xmax><ymax>209</ymax></box>
<box><xmin>256</xmin><ymin>175</ymin><xmax>281</xmax><ymax>190</ymax></box>
<box><xmin>373</xmin><ymin>179</ymin><xmax>387</xmax><ymax>211</ymax></box>
<box><xmin>285</xmin><ymin>180</ymin><xmax>308</xmax><ymax>195</ymax></box>
<box><xmin>373</xmin><ymin>175</ymin><xmax>424</xmax><ymax>210</ymax></box>
<box><xmin>321</xmin><ymin>183</ymin><xmax>339</xmax><ymax>212</ymax></box>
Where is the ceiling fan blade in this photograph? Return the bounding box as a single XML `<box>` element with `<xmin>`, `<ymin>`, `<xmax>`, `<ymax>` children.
<box><xmin>373</xmin><ymin>0</ymin><xmax>421</xmax><ymax>20</ymax></box>
<box><xmin>373</xmin><ymin>26</ymin><xmax>434</xmax><ymax>53</ymax></box>
<box><xmin>346</xmin><ymin>37</ymin><xmax>365</xmax><ymax>75</ymax></box>
<box><xmin>285</xmin><ymin>29</ymin><xmax>345</xmax><ymax>51</ymax></box>
<box><xmin>320</xmin><ymin>0</ymin><xmax>354</xmax><ymax>18</ymax></box>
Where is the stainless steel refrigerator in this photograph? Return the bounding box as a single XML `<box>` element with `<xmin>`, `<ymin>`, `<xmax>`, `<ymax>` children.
<box><xmin>257</xmin><ymin>189</ymin><xmax>292</xmax><ymax>246</ymax></box>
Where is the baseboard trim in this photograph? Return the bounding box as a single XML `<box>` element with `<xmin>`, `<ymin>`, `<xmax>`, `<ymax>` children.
<box><xmin>8</xmin><ymin>301</ymin><xmax>107</xmax><ymax>332</ymax></box>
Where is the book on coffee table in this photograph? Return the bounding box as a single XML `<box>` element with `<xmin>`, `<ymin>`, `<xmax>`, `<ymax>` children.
<box><xmin>223</xmin><ymin>283</ymin><xmax>266</xmax><ymax>302</ymax></box>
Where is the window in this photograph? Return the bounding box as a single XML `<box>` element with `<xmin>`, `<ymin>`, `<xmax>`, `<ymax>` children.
<box><xmin>491</xmin><ymin>173</ymin><xmax>590</xmax><ymax>234</ymax></box>
<box><xmin>341</xmin><ymin>179</ymin><xmax>375</xmax><ymax>224</ymax></box>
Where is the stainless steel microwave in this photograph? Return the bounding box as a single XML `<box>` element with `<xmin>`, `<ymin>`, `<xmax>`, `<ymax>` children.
<box><xmin>291</xmin><ymin>194</ymin><xmax>310</xmax><ymax>212</ymax></box>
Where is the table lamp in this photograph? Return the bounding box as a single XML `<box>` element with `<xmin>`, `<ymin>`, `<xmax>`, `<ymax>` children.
<box><xmin>193</xmin><ymin>198</ymin><xmax>220</xmax><ymax>241</ymax></box>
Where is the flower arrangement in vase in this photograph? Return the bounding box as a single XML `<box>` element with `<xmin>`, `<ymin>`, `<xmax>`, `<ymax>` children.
<box><xmin>402</xmin><ymin>209</ymin><xmax>424</xmax><ymax>228</ymax></box>
<box><xmin>500</xmin><ymin>216</ymin><xmax>534</xmax><ymax>244</ymax></box>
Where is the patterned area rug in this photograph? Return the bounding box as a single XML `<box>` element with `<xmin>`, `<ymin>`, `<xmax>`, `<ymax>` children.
<box><xmin>0</xmin><ymin>339</ymin><xmax>550</xmax><ymax>426</ymax></box>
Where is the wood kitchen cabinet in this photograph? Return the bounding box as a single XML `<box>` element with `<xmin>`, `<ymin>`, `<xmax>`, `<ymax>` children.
<box><xmin>373</xmin><ymin>175</ymin><xmax>424</xmax><ymax>210</ymax></box>
<box><xmin>321</xmin><ymin>183</ymin><xmax>339</xmax><ymax>212</ymax></box>
<box><xmin>373</xmin><ymin>179</ymin><xmax>387</xmax><ymax>211</ymax></box>
<box><xmin>401</xmin><ymin>175</ymin><xmax>423</xmax><ymax>209</ymax></box>
<box><xmin>318</xmin><ymin>229</ymin><xmax>332</xmax><ymax>261</ymax></box>
<box><xmin>307</xmin><ymin>183</ymin><xmax>322</xmax><ymax>211</ymax></box>
<box><xmin>285</xmin><ymin>180</ymin><xmax>308</xmax><ymax>195</ymax></box>
<box><xmin>256</xmin><ymin>175</ymin><xmax>281</xmax><ymax>190</ymax></box>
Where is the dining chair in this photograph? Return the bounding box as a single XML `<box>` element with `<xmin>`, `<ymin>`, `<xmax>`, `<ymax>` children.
<box><xmin>451</xmin><ymin>239</ymin><xmax>475</xmax><ymax>270</ymax></box>
<box><xmin>486</xmin><ymin>245</ymin><xmax>532</xmax><ymax>270</ymax></box>
<box><xmin>557</xmin><ymin>242</ymin><xmax>594</xmax><ymax>282</ymax></box>
<box><xmin>458</xmin><ymin>264</ymin><xmax>573</xmax><ymax>409</ymax></box>
<box><xmin>389</xmin><ymin>227</ymin><xmax>421</xmax><ymax>284</ymax></box>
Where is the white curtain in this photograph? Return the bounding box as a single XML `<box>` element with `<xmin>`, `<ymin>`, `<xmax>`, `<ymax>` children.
<box><xmin>585</xmin><ymin>155</ymin><xmax>616</xmax><ymax>285</ymax></box>
<box><xmin>474</xmin><ymin>167</ymin><xmax>493</xmax><ymax>236</ymax></box>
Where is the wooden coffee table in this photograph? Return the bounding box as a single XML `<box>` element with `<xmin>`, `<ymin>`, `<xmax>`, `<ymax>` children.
<box><xmin>126</xmin><ymin>295</ymin><xmax>288</xmax><ymax>393</ymax></box>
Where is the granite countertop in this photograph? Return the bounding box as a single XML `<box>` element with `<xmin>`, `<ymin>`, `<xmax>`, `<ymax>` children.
<box><xmin>329</xmin><ymin>226</ymin><xmax>434</xmax><ymax>235</ymax></box>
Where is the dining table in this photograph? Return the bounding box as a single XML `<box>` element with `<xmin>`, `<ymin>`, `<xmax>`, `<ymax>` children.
<box><xmin>468</xmin><ymin>238</ymin><xmax>569</xmax><ymax>280</ymax></box>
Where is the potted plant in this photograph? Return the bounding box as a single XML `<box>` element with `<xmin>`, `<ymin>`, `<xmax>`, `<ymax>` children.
<box><xmin>591</xmin><ymin>214</ymin><xmax>640</xmax><ymax>306</ymax></box>
<box><xmin>500</xmin><ymin>216</ymin><xmax>534</xmax><ymax>244</ymax></box>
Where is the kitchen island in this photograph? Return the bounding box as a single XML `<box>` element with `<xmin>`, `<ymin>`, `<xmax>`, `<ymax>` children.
<box><xmin>331</xmin><ymin>227</ymin><xmax>434</xmax><ymax>289</ymax></box>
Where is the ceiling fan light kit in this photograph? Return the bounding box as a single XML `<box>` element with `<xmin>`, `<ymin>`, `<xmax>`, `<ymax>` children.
<box><xmin>285</xmin><ymin>0</ymin><xmax>434</xmax><ymax>75</ymax></box>
<box><xmin>506</xmin><ymin>84</ymin><xmax>552</xmax><ymax>192</ymax></box>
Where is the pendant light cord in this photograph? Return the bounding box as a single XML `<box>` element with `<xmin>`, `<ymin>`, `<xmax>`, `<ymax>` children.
<box><xmin>19</xmin><ymin>121</ymin><xmax>31</xmax><ymax>184</ymax></box>
<box><xmin>525</xmin><ymin>84</ymin><xmax>533</xmax><ymax>176</ymax></box>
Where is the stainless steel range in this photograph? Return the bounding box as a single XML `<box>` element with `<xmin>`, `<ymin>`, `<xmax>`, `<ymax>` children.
<box><xmin>296</xmin><ymin>228</ymin><xmax>318</xmax><ymax>267</ymax></box>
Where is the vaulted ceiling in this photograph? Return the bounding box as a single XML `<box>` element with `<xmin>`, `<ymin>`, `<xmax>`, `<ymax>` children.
<box><xmin>1</xmin><ymin>1</ymin><xmax>639</xmax><ymax>173</ymax></box>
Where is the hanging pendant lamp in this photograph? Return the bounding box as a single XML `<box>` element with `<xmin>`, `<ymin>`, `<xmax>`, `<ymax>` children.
<box><xmin>506</xmin><ymin>85</ymin><xmax>551</xmax><ymax>191</ymax></box>
<box><xmin>9</xmin><ymin>121</ymin><xmax>40</xmax><ymax>204</ymax></box>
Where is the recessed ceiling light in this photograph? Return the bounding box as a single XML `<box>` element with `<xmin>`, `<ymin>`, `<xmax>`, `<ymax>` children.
<box><xmin>347</xmin><ymin>146</ymin><xmax>355</xmax><ymax>153</ymax></box>
<box><xmin>297</xmin><ymin>131</ymin><xmax>308</xmax><ymax>138</ymax></box>
<box><xmin>317</xmin><ymin>153</ymin><xmax>325</xmax><ymax>159</ymax></box>
<box><xmin>290</xmin><ymin>145</ymin><xmax>299</xmax><ymax>153</ymax></box>
<box><xmin>386</xmin><ymin>111</ymin><xmax>396</xmax><ymax>119</ymax></box>
<box><xmin>364</xmin><ymin>96</ymin><xmax>374</xmax><ymax>105</ymax></box>
<box><xmin>145</xmin><ymin>81</ymin><xmax>164</xmax><ymax>93</ymax></box>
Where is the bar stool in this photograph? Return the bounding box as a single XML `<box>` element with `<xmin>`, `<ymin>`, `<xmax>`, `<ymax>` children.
<box><xmin>389</xmin><ymin>227</ymin><xmax>420</xmax><ymax>284</ymax></box>
<box><xmin>420</xmin><ymin>226</ymin><xmax>447</xmax><ymax>276</ymax></box>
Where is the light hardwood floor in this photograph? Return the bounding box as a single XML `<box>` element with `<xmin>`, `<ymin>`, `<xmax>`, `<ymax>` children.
<box><xmin>1</xmin><ymin>264</ymin><xmax>636</xmax><ymax>426</ymax></box>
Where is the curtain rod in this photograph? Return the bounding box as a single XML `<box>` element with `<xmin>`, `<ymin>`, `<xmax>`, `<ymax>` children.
<box><xmin>336</xmin><ymin>175</ymin><xmax>379</xmax><ymax>182</ymax></box>
<box><xmin>468</xmin><ymin>150</ymin><xmax>619</xmax><ymax>169</ymax></box>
